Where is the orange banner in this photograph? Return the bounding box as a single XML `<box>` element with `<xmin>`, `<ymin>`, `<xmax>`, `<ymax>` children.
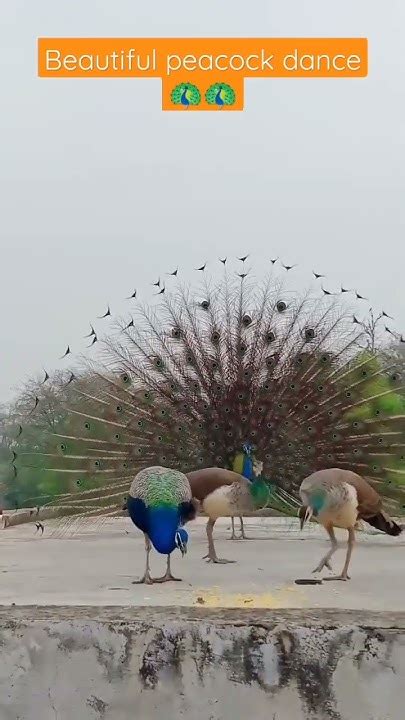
<box><xmin>38</xmin><ymin>38</ymin><xmax>368</xmax><ymax>111</ymax></box>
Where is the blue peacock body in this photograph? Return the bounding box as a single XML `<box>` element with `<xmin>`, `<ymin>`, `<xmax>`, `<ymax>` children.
<box><xmin>128</xmin><ymin>465</ymin><xmax>194</xmax><ymax>555</ymax></box>
<box><xmin>124</xmin><ymin>465</ymin><xmax>197</xmax><ymax>583</ymax></box>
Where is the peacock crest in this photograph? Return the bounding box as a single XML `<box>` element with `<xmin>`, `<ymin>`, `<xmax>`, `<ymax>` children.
<box><xmin>170</xmin><ymin>83</ymin><xmax>201</xmax><ymax>107</ymax></box>
<box><xmin>205</xmin><ymin>83</ymin><xmax>236</xmax><ymax>107</ymax></box>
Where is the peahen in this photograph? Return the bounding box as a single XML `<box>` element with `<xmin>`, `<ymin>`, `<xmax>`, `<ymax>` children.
<box><xmin>124</xmin><ymin>465</ymin><xmax>198</xmax><ymax>584</ymax></box>
<box><xmin>9</xmin><ymin>263</ymin><xmax>405</xmax><ymax>543</ymax></box>
<box><xmin>299</xmin><ymin>468</ymin><xmax>402</xmax><ymax>581</ymax></box>
<box><xmin>186</xmin><ymin>465</ymin><xmax>272</xmax><ymax>563</ymax></box>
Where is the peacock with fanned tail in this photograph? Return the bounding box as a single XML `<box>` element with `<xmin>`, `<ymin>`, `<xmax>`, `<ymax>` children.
<box><xmin>10</xmin><ymin>266</ymin><xmax>405</xmax><ymax>553</ymax></box>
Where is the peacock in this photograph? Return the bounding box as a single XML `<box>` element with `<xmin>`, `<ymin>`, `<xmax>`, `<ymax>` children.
<box><xmin>205</xmin><ymin>83</ymin><xmax>236</xmax><ymax>107</ymax></box>
<box><xmin>230</xmin><ymin>442</ymin><xmax>262</xmax><ymax>539</ymax></box>
<box><xmin>170</xmin><ymin>83</ymin><xmax>201</xmax><ymax>108</ymax></box>
<box><xmin>7</xmin><ymin>259</ymin><xmax>405</xmax><ymax>549</ymax></box>
<box><xmin>124</xmin><ymin>465</ymin><xmax>198</xmax><ymax>584</ymax></box>
<box><xmin>299</xmin><ymin>468</ymin><xmax>402</xmax><ymax>581</ymax></box>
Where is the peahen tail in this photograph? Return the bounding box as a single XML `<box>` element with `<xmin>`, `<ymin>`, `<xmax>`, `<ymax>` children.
<box><xmin>363</xmin><ymin>511</ymin><xmax>402</xmax><ymax>536</ymax></box>
<box><xmin>6</xmin><ymin>261</ymin><xmax>405</xmax><ymax>526</ymax></box>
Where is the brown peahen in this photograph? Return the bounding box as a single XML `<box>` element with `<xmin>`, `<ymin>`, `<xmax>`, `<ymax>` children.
<box><xmin>186</xmin><ymin>464</ymin><xmax>272</xmax><ymax>563</ymax></box>
<box><xmin>299</xmin><ymin>468</ymin><xmax>402</xmax><ymax>581</ymax></box>
<box><xmin>8</xmin><ymin>260</ymin><xmax>405</xmax><ymax>542</ymax></box>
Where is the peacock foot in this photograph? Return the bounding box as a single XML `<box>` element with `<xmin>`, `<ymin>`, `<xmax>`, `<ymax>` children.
<box><xmin>229</xmin><ymin>532</ymin><xmax>238</xmax><ymax>540</ymax></box>
<box><xmin>153</xmin><ymin>572</ymin><xmax>182</xmax><ymax>583</ymax></box>
<box><xmin>132</xmin><ymin>573</ymin><xmax>155</xmax><ymax>585</ymax></box>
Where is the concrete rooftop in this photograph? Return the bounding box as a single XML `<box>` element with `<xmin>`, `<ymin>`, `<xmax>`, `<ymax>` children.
<box><xmin>0</xmin><ymin>517</ymin><xmax>404</xmax><ymax>610</ymax></box>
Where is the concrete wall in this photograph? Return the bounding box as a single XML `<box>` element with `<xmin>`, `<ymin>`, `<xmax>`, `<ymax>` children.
<box><xmin>1</xmin><ymin>607</ymin><xmax>405</xmax><ymax>720</ymax></box>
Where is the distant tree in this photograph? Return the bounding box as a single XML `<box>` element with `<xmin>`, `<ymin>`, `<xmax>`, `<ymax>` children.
<box><xmin>0</xmin><ymin>370</ymin><xmax>108</xmax><ymax>509</ymax></box>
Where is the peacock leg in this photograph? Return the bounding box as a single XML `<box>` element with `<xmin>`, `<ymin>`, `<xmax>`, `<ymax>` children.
<box><xmin>154</xmin><ymin>554</ymin><xmax>182</xmax><ymax>583</ymax></box>
<box><xmin>312</xmin><ymin>525</ymin><xmax>338</xmax><ymax>574</ymax></box>
<box><xmin>324</xmin><ymin>527</ymin><xmax>354</xmax><ymax>581</ymax></box>
<box><xmin>132</xmin><ymin>534</ymin><xmax>155</xmax><ymax>585</ymax></box>
<box><xmin>230</xmin><ymin>517</ymin><xmax>237</xmax><ymax>540</ymax></box>
<box><xmin>203</xmin><ymin>518</ymin><xmax>236</xmax><ymax>564</ymax></box>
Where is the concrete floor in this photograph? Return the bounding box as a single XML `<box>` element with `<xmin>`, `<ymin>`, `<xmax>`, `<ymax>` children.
<box><xmin>1</xmin><ymin>516</ymin><xmax>404</xmax><ymax>610</ymax></box>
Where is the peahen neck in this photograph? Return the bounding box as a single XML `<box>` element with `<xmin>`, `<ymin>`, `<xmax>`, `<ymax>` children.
<box><xmin>309</xmin><ymin>490</ymin><xmax>326</xmax><ymax>514</ymax></box>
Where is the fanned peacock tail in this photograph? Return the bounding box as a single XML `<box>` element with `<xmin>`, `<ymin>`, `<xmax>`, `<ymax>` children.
<box><xmin>7</xmin><ymin>261</ymin><xmax>405</xmax><ymax>524</ymax></box>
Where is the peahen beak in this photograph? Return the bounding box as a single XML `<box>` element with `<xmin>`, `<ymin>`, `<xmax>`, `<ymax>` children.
<box><xmin>298</xmin><ymin>505</ymin><xmax>312</xmax><ymax>530</ymax></box>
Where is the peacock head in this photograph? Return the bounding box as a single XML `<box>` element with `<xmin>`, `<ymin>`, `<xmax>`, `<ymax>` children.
<box><xmin>298</xmin><ymin>505</ymin><xmax>313</xmax><ymax>530</ymax></box>
<box><xmin>175</xmin><ymin>528</ymin><xmax>188</xmax><ymax>556</ymax></box>
<box><xmin>242</xmin><ymin>442</ymin><xmax>254</xmax><ymax>456</ymax></box>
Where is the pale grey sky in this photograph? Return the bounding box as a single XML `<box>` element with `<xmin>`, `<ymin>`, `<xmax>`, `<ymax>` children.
<box><xmin>1</xmin><ymin>1</ymin><xmax>404</xmax><ymax>402</ymax></box>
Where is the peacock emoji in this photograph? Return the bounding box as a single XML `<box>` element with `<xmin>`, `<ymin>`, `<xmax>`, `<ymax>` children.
<box><xmin>125</xmin><ymin>466</ymin><xmax>198</xmax><ymax>584</ymax></box>
<box><xmin>205</xmin><ymin>83</ymin><xmax>236</xmax><ymax>108</ymax></box>
<box><xmin>11</xmin><ymin>261</ymin><xmax>405</xmax><ymax>578</ymax></box>
<box><xmin>170</xmin><ymin>83</ymin><xmax>201</xmax><ymax>108</ymax></box>
<box><xmin>299</xmin><ymin>468</ymin><xmax>402</xmax><ymax>581</ymax></box>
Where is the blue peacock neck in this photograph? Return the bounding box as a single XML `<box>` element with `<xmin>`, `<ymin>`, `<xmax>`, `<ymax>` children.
<box><xmin>147</xmin><ymin>506</ymin><xmax>181</xmax><ymax>554</ymax></box>
<box><xmin>232</xmin><ymin>443</ymin><xmax>270</xmax><ymax>509</ymax></box>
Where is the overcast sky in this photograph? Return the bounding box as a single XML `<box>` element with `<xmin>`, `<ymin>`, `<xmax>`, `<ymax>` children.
<box><xmin>0</xmin><ymin>1</ymin><xmax>404</xmax><ymax>402</ymax></box>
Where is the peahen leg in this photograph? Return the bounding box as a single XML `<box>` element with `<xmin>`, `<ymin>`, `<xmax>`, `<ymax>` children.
<box><xmin>132</xmin><ymin>534</ymin><xmax>154</xmax><ymax>585</ymax></box>
<box><xmin>203</xmin><ymin>518</ymin><xmax>236</xmax><ymax>564</ymax></box>
<box><xmin>312</xmin><ymin>525</ymin><xmax>338</xmax><ymax>574</ymax></box>
<box><xmin>239</xmin><ymin>516</ymin><xmax>251</xmax><ymax>540</ymax></box>
<box><xmin>154</xmin><ymin>554</ymin><xmax>182</xmax><ymax>583</ymax></box>
<box><xmin>324</xmin><ymin>527</ymin><xmax>355</xmax><ymax>581</ymax></box>
<box><xmin>230</xmin><ymin>516</ymin><xmax>237</xmax><ymax>540</ymax></box>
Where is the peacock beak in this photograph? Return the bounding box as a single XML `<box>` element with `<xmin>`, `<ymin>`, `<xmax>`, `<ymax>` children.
<box><xmin>175</xmin><ymin>531</ymin><xmax>187</xmax><ymax>556</ymax></box>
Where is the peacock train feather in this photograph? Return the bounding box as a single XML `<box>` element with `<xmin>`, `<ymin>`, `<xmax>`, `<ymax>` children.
<box><xmin>8</xmin><ymin>265</ymin><xmax>405</xmax><ymax>526</ymax></box>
